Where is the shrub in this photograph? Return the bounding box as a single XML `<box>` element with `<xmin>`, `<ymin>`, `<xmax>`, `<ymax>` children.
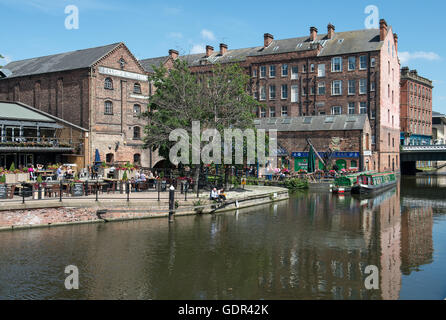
<box><xmin>9</xmin><ymin>162</ymin><xmax>15</xmax><ymax>171</ymax></box>
<box><xmin>122</xmin><ymin>170</ymin><xmax>128</xmax><ymax>181</ymax></box>
<box><xmin>284</xmin><ymin>178</ymin><xmax>309</xmax><ymax>191</ymax></box>
<box><xmin>36</xmin><ymin>175</ymin><xmax>43</xmax><ymax>184</ymax></box>
<box><xmin>0</xmin><ymin>175</ymin><xmax>5</xmax><ymax>183</ymax></box>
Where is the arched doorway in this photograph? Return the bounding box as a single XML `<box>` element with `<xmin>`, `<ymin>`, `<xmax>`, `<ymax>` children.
<box><xmin>133</xmin><ymin>153</ymin><xmax>141</xmax><ymax>166</ymax></box>
<box><xmin>335</xmin><ymin>159</ymin><xmax>347</xmax><ymax>170</ymax></box>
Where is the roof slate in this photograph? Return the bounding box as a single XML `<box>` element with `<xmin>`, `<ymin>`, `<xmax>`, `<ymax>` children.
<box><xmin>3</xmin><ymin>43</ymin><xmax>122</xmax><ymax>78</ymax></box>
<box><xmin>139</xmin><ymin>28</ymin><xmax>384</xmax><ymax>71</ymax></box>
<box><xmin>255</xmin><ymin>114</ymin><xmax>368</xmax><ymax>132</ymax></box>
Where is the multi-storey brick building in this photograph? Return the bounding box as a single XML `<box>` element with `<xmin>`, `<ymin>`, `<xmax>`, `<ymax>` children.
<box><xmin>141</xmin><ymin>19</ymin><xmax>400</xmax><ymax>172</ymax></box>
<box><xmin>0</xmin><ymin>42</ymin><xmax>161</xmax><ymax>168</ymax></box>
<box><xmin>400</xmin><ymin>67</ymin><xmax>433</xmax><ymax>146</ymax></box>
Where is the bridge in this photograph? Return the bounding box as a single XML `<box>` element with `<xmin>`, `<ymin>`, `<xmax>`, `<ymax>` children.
<box><xmin>400</xmin><ymin>145</ymin><xmax>446</xmax><ymax>174</ymax></box>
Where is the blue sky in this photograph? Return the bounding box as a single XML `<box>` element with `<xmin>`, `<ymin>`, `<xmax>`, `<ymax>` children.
<box><xmin>1</xmin><ymin>0</ymin><xmax>445</xmax><ymax>113</ymax></box>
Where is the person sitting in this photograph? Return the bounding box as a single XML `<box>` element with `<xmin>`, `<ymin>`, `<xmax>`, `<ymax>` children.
<box><xmin>218</xmin><ymin>188</ymin><xmax>227</xmax><ymax>201</ymax></box>
<box><xmin>210</xmin><ymin>188</ymin><xmax>219</xmax><ymax>201</ymax></box>
<box><xmin>139</xmin><ymin>172</ymin><xmax>147</xmax><ymax>182</ymax></box>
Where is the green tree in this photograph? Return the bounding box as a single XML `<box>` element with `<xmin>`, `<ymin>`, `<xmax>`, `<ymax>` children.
<box><xmin>142</xmin><ymin>59</ymin><xmax>260</xmax><ymax>190</ymax></box>
<box><xmin>0</xmin><ymin>54</ymin><xmax>4</xmax><ymax>69</ymax></box>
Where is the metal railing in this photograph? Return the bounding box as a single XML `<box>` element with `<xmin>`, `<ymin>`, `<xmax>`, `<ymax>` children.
<box><xmin>401</xmin><ymin>144</ymin><xmax>446</xmax><ymax>152</ymax></box>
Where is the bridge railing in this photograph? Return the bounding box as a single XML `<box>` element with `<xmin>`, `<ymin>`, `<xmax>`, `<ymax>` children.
<box><xmin>401</xmin><ymin>145</ymin><xmax>446</xmax><ymax>152</ymax></box>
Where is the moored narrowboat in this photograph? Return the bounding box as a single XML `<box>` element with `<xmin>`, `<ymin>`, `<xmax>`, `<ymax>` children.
<box><xmin>351</xmin><ymin>172</ymin><xmax>397</xmax><ymax>194</ymax></box>
<box><xmin>332</xmin><ymin>173</ymin><xmax>362</xmax><ymax>194</ymax></box>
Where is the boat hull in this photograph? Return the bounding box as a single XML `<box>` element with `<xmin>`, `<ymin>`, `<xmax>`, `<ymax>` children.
<box><xmin>351</xmin><ymin>180</ymin><xmax>397</xmax><ymax>194</ymax></box>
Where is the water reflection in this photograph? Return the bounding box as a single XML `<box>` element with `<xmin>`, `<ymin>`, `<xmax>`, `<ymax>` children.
<box><xmin>0</xmin><ymin>177</ymin><xmax>445</xmax><ymax>300</ymax></box>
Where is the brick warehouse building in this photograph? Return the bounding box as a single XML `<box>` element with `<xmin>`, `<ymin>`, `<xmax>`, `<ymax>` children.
<box><xmin>399</xmin><ymin>67</ymin><xmax>433</xmax><ymax>146</ymax></box>
<box><xmin>0</xmin><ymin>42</ymin><xmax>162</xmax><ymax>168</ymax></box>
<box><xmin>140</xmin><ymin>19</ymin><xmax>400</xmax><ymax>172</ymax></box>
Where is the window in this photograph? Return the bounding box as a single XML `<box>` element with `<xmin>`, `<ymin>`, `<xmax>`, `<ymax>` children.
<box><xmin>291</xmin><ymin>85</ymin><xmax>299</xmax><ymax>102</ymax></box>
<box><xmin>269</xmin><ymin>65</ymin><xmax>276</xmax><ymax>78</ymax></box>
<box><xmin>348</xmin><ymin>57</ymin><xmax>356</xmax><ymax>71</ymax></box>
<box><xmin>359</xmin><ymin>56</ymin><xmax>367</xmax><ymax>69</ymax></box>
<box><xmin>360</xmin><ymin>102</ymin><xmax>367</xmax><ymax>114</ymax></box>
<box><xmin>260</xmin><ymin>107</ymin><xmax>267</xmax><ymax>118</ymax></box>
<box><xmin>269</xmin><ymin>107</ymin><xmax>276</xmax><ymax>118</ymax></box>
<box><xmin>133</xmin><ymin>126</ymin><xmax>141</xmax><ymax>140</ymax></box>
<box><xmin>348</xmin><ymin>80</ymin><xmax>356</xmax><ymax>95</ymax></box>
<box><xmin>348</xmin><ymin>102</ymin><xmax>355</xmax><ymax>114</ymax></box>
<box><xmin>310</xmin><ymin>85</ymin><xmax>315</xmax><ymax>95</ymax></box>
<box><xmin>252</xmin><ymin>69</ymin><xmax>257</xmax><ymax>77</ymax></box>
<box><xmin>133</xmin><ymin>104</ymin><xmax>141</xmax><ymax>116</ymax></box>
<box><xmin>372</xmin><ymin>135</ymin><xmax>376</xmax><ymax>145</ymax></box>
<box><xmin>106</xmin><ymin>153</ymin><xmax>114</xmax><ymax>164</ymax></box>
<box><xmin>133</xmin><ymin>83</ymin><xmax>141</xmax><ymax>94</ymax></box>
<box><xmin>359</xmin><ymin>79</ymin><xmax>367</xmax><ymax>94</ymax></box>
<box><xmin>260</xmin><ymin>66</ymin><xmax>266</xmax><ymax>78</ymax></box>
<box><xmin>318</xmin><ymin>64</ymin><xmax>325</xmax><ymax>77</ymax></box>
<box><xmin>133</xmin><ymin>153</ymin><xmax>141</xmax><ymax>165</ymax></box>
<box><xmin>302</xmin><ymin>86</ymin><xmax>307</xmax><ymax>96</ymax></box>
<box><xmin>281</xmin><ymin>84</ymin><xmax>288</xmax><ymax>99</ymax></box>
<box><xmin>291</xmin><ymin>66</ymin><xmax>298</xmax><ymax>79</ymax></box>
<box><xmin>310</xmin><ymin>64</ymin><xmax>315</xmax><ymax>73</ymax></box>
<box><xmin>318</xmin><ymin>82</ymin><xmax>326</xmax><ymax>95</ymax></box>
<box><xmin>331</xmin><ymin>57</ymin><xmax>342</xmax><ymax>72</ymax></box>
<box><xmin>260</xmin><ymin>86</ymin><xmax>266</xmax><ymax>100</ymax></box>
<box><xmin>281</xmin><ymin>106</ymin><xmax>288</xmax><ymax>117</ymax></box>
<box><xmin>331</xmin><ymin>80</ymin><xmax>342</xmax><ymax>95</ymax></box>
<box><xmin>370</xmin><ymin>82</ymin><xmax>376</xmax><ymax>92</ymax></box>
<box><xmin>302</xmin><ymin>64</ymin><xmax>307</xmax><ymax>73</ymax></box>
<box><xmin>104</xmin><ymin>78</ymin><xmax>113</xmax><ymax>90</ymax></box>
<box><xmin>282</xmin><ymin>64</ymin><xmax>288</xmax><ymax>77</ymax></box>
<box><xmin>104</xmin><ymin>101</ymin><xmax>113</xmax><ymax>115</ymax></box>
<box><xmin>388</xmin><ymin>133</ymin><xmax>390</xmax><ymax>146</ymax></box>
<box><xmin>371</xmin><ymin>57</ymin><xmax>376</xmax><ymax>67</ymax></box>
<box><xmin>331</xmin><ymin>106</ymin><xmax>342</xmax><ymax>115</ymax></box>
<box><xmin>269</xmin><ymin>85</ymin><xmax>276</xmax><ymax>100</ymax></box>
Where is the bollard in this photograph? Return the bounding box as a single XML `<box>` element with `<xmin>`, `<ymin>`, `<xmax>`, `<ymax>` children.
<box><xmin>22</xmin><ymin>182</ymin><xmax>25</xmax><ymax>204</ymax></box>
<box><xmin>184</xmin><ymin>181</ymin><xmax>188</xmax><ymax>201</ymax></box>
<box><xmin>59</xmin><ymin>180</ymin><xmax>63</xmax><ymax>202</ymax></box>
<box><xmin>85</xmin><ymin>180</ymin><xmax>89</xmax><ymax>196</ymax></box>
<box><xmin>38</xmin><ymin>184</ymin><xmax>42</xmax><ymax>200</ymax></box>
<box><xmin>126</xmin><ymin>181</ymin><xmax>130</xmax><ymax>202</ymax></box>
<box><xmin>157</xmin><ymin>180</ymin><xmax>161</xmax><ymax>202</ymax></box>
<box><xmin>168</xmin><ymin>185</ymin><xmax>175</xmax><ymax>223</ymax></box>
<box><xmin>95</xmin><ymin>181</ymin><xmax>99</xmax><ymax>202</ymax></box>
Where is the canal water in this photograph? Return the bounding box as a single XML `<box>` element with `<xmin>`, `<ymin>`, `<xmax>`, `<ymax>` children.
<box><xmin>1</xmin><ymin>176</ymin><xmax>445</xmax><ymax>300</ymax></box>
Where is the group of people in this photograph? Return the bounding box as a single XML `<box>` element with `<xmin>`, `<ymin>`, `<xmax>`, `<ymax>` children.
<box><xmin>210</xmin><ymin>188</ymin><xmax>226</xmax><ymax>202</ymax></box>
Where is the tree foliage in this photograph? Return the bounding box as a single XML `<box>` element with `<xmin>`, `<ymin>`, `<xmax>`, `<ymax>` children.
<box><xmin>142</xmin><ymin>59</ymin><xmax>259</xmax><ymax>160</ymax></box>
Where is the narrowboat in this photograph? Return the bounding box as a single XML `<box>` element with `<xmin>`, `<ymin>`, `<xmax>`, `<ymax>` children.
<box><xmin>332</xmin><ymin>173</ymin><xmax>362</xmax><ymax>194</ymax></box>
<box><xmin>351</xmin><ymin>172</ymin><xmax>397</xmax><ymax>194</ymax></box>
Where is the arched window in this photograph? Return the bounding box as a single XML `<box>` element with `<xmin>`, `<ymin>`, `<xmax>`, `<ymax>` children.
<box><xmin>133</xmin><ymin>104</ymin><xmax>141</xmax><ymax>117</ymax></box>
<box><xmin>133</xmin><ymin>83</ymin><xmax>141</xmax><ymax>94</ymax></box>
<box><xmin>104</xmin><ymin>78</ymin><xmax>113</xmax><ymax>90</ymax></box>
<box><xmin>133</xmin><ymin>153</ymin><xmax>141</xmax><ymax>165</ymax></box>
<box><xmin>104</xmin><ymin>101</ymin><xmax>113</xmax><ymax>115</ymax></box>
<box><xmin>133</xmin><ymin>126</ymin><xmax>141</xmax><ymax>139</ymax></box>
<box><xmin>106</xmin><ymin>153</ymin><xmax>114</xmax><ymax>164</ymax></box>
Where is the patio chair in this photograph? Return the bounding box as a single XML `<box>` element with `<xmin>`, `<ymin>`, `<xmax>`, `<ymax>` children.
<box><xmin>50</xmin><ymin>185</ymin><xmax>61</xmax><ymax>198</ymax></box>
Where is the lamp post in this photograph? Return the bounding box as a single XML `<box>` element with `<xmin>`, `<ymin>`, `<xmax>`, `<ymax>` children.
<box><xmin>169</xmin><ymin>185</ymin><xmax>175</xmax><ymax>223</ymax></box>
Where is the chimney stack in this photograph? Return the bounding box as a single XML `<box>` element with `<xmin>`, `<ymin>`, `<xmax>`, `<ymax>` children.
<box><xmin>380</xmin><ymin>19</ymin><xmax>388</xmax><ymax>41</ymax></box>
<box><xmin>393</xmin><ymin>33</ymin><xmax>398</xmax><ymax>52</ymax></box>
<box><xmin>327</xmin><ymin>23</ymin><xmax>335</xmax><ymax>39</ymax></box>
<box><xmin>168</xmin><ymin>49</ymin><xmax>179</xmax><ymax>60</ymax></box>
<box><xmin>264</xmin><ymin>33</ymin><xmax>274</xmax><ymax>48</ymax></box>
<box><xmin>205</xmin><ymin>45</ymin><xmax>214</xmax><ymax>57</ymax></box>
<box><xmin>310</xmin><ymin>27</ymin><xmax>318</xmax><ymax>41</ymax></box>
<box><xmin>219</xmin><ymin>43</ymin><xmax>228</xmax><ymax>55</ymax></box>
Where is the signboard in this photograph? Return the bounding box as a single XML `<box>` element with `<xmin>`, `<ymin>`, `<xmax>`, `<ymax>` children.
<box><xmin>292</xmin><ymin>151</ymin><xmax>360</xmax><ymax>158</ymax></box>
<box><xmin>0</xmin><ymin>184</ymin><xmax>7</xmax><ymax>199</ymax></box>
<box><xmin>71</xmin><ymin>183</ymin><xmax>84</xmax><ymax>197</ymax></box>
<box><xmin>363</xmin><ymin>150</ymin><xmax>372</xmax><ymax>156</ymax></box>
<box><xmin>98</xmin><ymin>66</ymin><xmax>148</xmax><ymax>82</ymax></box>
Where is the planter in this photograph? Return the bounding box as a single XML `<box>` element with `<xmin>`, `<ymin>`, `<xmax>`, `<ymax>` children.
<box><xmin>16</xmin><ymin>173</ymin><xmax>28</xmax><ymax>182</ymax></box>
<box><xmin>114</xmin><ymin>170</ymin><xmax>136</xmax><ymax>181</ymax></box>
<box><xmin>5</xmin><ymin>174</ymin><xmax>17</xmax><ymax>184</ymax></box>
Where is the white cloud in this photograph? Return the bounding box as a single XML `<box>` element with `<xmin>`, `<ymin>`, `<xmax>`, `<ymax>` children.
<box><xmin>190</xmin><ymin>44</ymin><xmax>205</xmax><ymax>54</ymax></box>
<box><xmin>399</xmin><ymin>51</ymin><xmax>441</xmax><ymax>64</ymax></box>
<box><xmin>167</xmin><ymin>32</ymin><xmax>183</xmax><ymax>39</ymax></box>
<box><xmin>0</xmin><ymin>54</ymin><xmax>12</xmax><ymax>66</ymax></box>
<box><xmin>201</xmin><ymin>29</ymin><xmax>216</xmax><ymax>41</ymax></box>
